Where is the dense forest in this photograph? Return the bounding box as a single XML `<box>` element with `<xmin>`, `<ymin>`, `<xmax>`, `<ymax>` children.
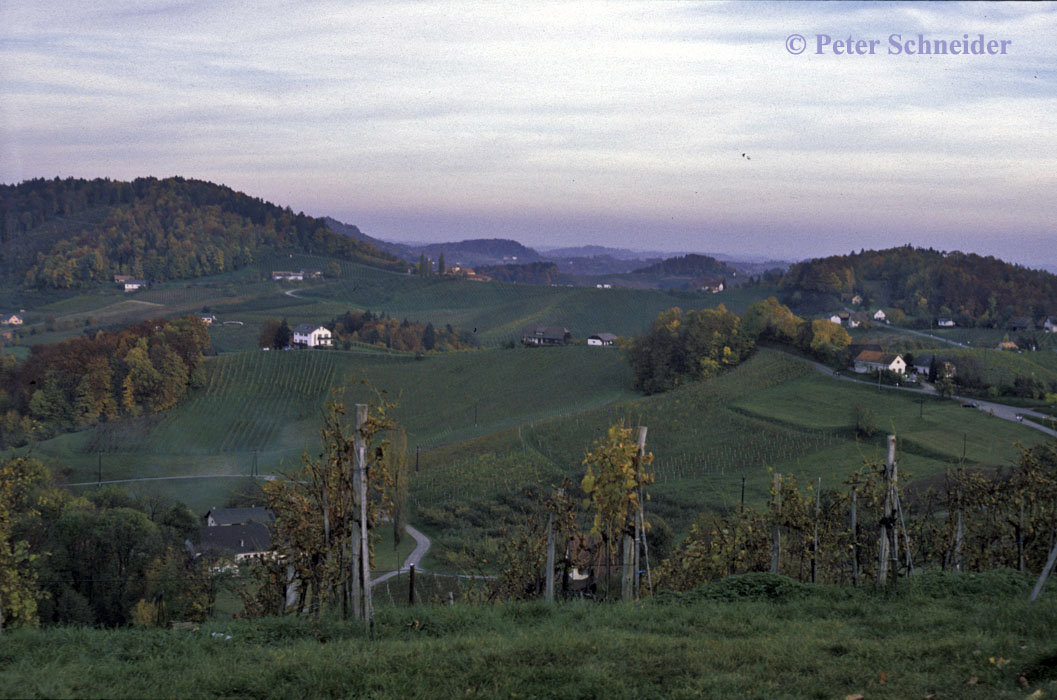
<box><xmin>475</xmin><ymin>262</ymin><xmax>561</xmax><ymax>285</ymax></box>
<box><xmin>0</xmin><ymin>176</ymin><xmax>405</xmax><ymax>289</ymax></box>
<box><xmin>1</xmin><ymin>456</ymin><xmax>210</xmax><ymax>628</ymax></box>
<box><xmin>631</xmin><ymin>253</ymin><xmax>736</xmax><ymax>278</ymax></box>
<box><xmin>0</xmin><ymin>316</ymin><xmax>211</xmax><ymax>447</ymax></box>
<box><xmin>629</xmin><ymin>298</ymin><xmax>852</xmax><ymax>394</ymax></box>
<box><xmin>780</xmin><ymin>246</ymin><xmax>1057</xmax><ymax>324</ymax></box>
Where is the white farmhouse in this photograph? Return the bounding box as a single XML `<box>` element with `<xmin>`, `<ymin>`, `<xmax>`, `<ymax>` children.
<box><xmin>853</xmin><ymin>350</ymin><xmax>906</xmax><ymax>375</ymax></box>
<box><xmin>587</xmin><ymin>333</ymin><xmax>617</xmax><ymax>347</ymax></box>
<box><xmin>873</xmin><ymin>309</ymin><xmax>887</xmax><ymax>322</ymax></box>
<box><xmin>0</xmin><ymin>313</ymin><xmax>23</xmax><ymax>325</ymax></box>
<box><xmin>292</xmin><ymin>323</ymin><xmax>332</xmax><ymax>348</ymax></box>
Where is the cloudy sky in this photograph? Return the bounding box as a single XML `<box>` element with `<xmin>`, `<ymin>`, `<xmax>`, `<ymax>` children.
<box><xmin>2</xmin><ymin>1</ymin><xmax>1055</xmax><ymax>265</ymax></box>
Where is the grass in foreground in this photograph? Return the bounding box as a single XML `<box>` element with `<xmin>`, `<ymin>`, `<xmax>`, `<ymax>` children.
<box><xmin>1</xmin><ymin>571</ymin><xmax>1055</xmax><ymax>699</ymax></box>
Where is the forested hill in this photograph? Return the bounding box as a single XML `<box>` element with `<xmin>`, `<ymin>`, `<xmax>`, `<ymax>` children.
<box><xmin>780</xmin><ymin>246</ymin><xmax>1057</xmax><ymax>322</ymax></box>
<box><xmin>0</xmin><ymin>177</ymin><xmax>406</xmax><ymax>289</ymax></box>
<box><xmin>632</xmin><ymin>253</ymin><xmax>736</xmax><ymax>278</ymax></box>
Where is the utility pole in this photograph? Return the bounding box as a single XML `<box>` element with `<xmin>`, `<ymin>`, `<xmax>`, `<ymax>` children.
<box><xmin>97</xmin><ymin>454</ymin><xmax>102</xmax><ymax>485</ymax></box>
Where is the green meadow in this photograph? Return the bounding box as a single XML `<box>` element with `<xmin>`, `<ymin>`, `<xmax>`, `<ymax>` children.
<box><xmin>1</xmin><ymin>571</ymin><xmax>1055</xmax><ymax>700</ymax></box>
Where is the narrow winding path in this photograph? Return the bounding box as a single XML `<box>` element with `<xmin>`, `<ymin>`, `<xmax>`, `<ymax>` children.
<box><xmin>371</xmin><ymin>523</ymin><xmax>431</xmax><ymax>587</ymax></box>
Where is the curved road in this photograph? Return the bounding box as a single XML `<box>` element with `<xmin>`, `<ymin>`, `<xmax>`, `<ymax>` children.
<box><xmin>801</xmin><ymin>356</ymin><xmax>1057</xmax><ymax>438</ymax></box>
<box><xmin>370</xmin><ymin>524</ymin><xmax>431</xmax><ymax>587</ymax></box>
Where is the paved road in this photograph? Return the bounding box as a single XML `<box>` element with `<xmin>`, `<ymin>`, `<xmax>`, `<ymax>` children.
<box><xmin>800</xmin><ymin>356</ymin><xmax>1057</xmax><ymax>438</ymax></box>
<box><xmin>371</xmin><ymin>523</ymin><xmax>432</xmax><ymax>587</ymax></box>
<box><xmin>888</xmin><ymin>324</ymin><xmax>969</xmax><ymax>348</ymax></box>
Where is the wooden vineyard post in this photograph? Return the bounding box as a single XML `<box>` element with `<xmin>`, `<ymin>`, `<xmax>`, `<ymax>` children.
<box><xmin>770</xmin><ymin>473</ymin><xmax>782</xmax><ymax>575</ymax></box>
<box><xmin>877</xmin><ymin>436</ymin><xmax>896</xmax><ymax>585</ymax></box>
<box><xmin>1018</xmin><ymin>503</ymin><xmax>1025</xmax><ymax>573</ymax></box>
<box><xmin>354</xmin><ymin>403</ymin><xmax>373</xmax><ymax>638</ymax></box>
<box><xmin>1029</xmin><ymin>539</ymin><xmax>1057</xmax><ymax>603</ymax></box>
<box><xmin>954</xmin><ymin>485</ymin><xmax>964</xmax><ymax>572</ymax></box>
<box><xmin>636</xmin><ymin>426</ymin><xmax>649</xmax><ymax>599</ymax></box>
<box><xmin>851</xmin><ymin>486</ymin><xmax>859</xmax><ymax>586</ymax></box>
<box><xmin>812</xmin><ymin>477</ymin><xmax>821</xmax><ymax>584</ymax></box>
<box><xmin>621</xmin><ymin>533</ymin><xmax>634</xmax><ymax>602</ymax></box>
<box><xmin>545</xmin><ymin>511</ymin><xmax>556</xmax><ymax>603</ymax></box>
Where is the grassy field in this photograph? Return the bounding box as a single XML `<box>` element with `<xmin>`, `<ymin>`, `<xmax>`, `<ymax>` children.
<box><xmin>23</xmin><ymin>345</ymin><xmax>1047</xmax><ymax>565</ymax></box>
<box><xmin>1</xmin><ymin>571</ymin><xmax>1055</xmax><ymax>699</ymax></box>
<box><xmin>30</xmin><ymin>344</ymin><xmax>636</xmax><ymax>514</ymax></box>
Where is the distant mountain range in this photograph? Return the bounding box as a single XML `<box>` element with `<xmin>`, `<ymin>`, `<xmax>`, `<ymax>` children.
<box><xmin>323</xmin><ymin>217</ymin><xmax>785</xmax><ymax>277</ymax></box>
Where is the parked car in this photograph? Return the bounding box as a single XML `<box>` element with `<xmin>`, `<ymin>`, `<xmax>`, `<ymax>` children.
<box><xmin>961</xmin><ymin>401</ymin><xmax>978</xmax><ymax>408</ymax></box>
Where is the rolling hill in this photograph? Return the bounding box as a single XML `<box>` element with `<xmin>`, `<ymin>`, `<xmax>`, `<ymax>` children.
<box><xmin>0</xmin><ymin>176</ymin><xmax>405</xmax><ymax>292</ymax></box>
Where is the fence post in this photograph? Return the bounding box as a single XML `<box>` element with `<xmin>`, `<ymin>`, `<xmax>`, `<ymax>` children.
<box><xmin>770</xmin><ymin>473</ymin><xmax>782</xmax><ymax>575</ymax></box>
<box><xmin>635</xmin><ymin>426</ymin><xmax>649</xmax><ymax>599</ymax></box>
<box><xmin>812</xmin><ymin>477</ymin><xmax>821</xmax><ymax>584</ymax></box>
<box><xmin>878</xmin><ymin>435</ymin><xmax>897</xmax><ymax>585</ymax></box>
<box><xmin>851</xmin><ymin>486</ymin><xmax>859</xmax><ymax>586</ymax></box>
<box><xmin>1029</xmin><ymin>540</ymin><xmax>1057</xmax><ymax>603</ymax></box>
<box><xmin>545</xmin><ymin>512</ymin><xmax>555</xmax><ymax>603</ymax></box>
<box><xmin>354</xmin><ymin>403</ymin><xmax>373</xmax><ymax>639</ymax></box>
<box><xmin>409</xmin><ymin>564</ymin><xmax>416</xmax><ymax>606</ymax></box>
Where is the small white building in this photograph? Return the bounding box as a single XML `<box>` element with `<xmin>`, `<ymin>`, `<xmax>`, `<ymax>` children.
<box><xmin>829</xmin><ymin>314</ymin><xmax>842</xmax><ymax>325</ymax></box>
<box><xmin>851</xmin><ymin>294</ymin><xmax>863</xmax><ymax>306</ymax></box>
<box><xmin>853</xmin><ymin>350</ymin><xmax>906</xmax><ymax>375</ymax></box>
<box><xmin>292</xmin><ymin>323</ymin><xmax>332</xmax><ymax>348</ymax></box>
<box><xmin>587</xmin><ymin>333</ymin><xmax>618</xmax><ymax>347</ymax></box>
<box><xmin>123</xmin><ymin>280</ymin><xmax>147</xmax><ymax>292</ymax></box>
<box><xmin>1044</xmin><ymin>317</ymin><xmax>1057</xmax><ymax>333</ymax></box>
<box><xmin>198</xmin><ymin>313</ymin><xmax>217</xmax><ymax>325</ymax></box>
<box><xmin>873</xmin><ymin>309</ymin><xmax>887</xmax><ymax>322</ymax></box>
<box><xmin>0</xmin><ymin>313</ymin><xmax>23</xmax><ymax>326</ymax></box>
<box><xmin>937</xmin><ymin>318</ymin><xmax>955</xmax><ymax>327</ymax></box>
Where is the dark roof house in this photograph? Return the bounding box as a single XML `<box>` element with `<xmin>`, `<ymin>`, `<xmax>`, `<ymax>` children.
<box><xmin>521</xmin><ymin>325</ymin><xmax>571</xmax><ymax>346</ymax></box>
<box><xmin>203</xmin><ymin>506</ymin><xmax>275</xmax><ymax>527</ymax></box>
<box><xmin>198</xmin><ymin>522</ymin><xmax>271</xmax><ymax>560</ymax></box>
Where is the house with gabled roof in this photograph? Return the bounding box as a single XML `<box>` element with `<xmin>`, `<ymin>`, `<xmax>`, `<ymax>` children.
<box><xmin>1042</xmin><ymin>316</ymin><xmax>1056</xmax><ymax>333</ymax></box>
<box><xmin>521</xmin><ymin>325</ymin><xmax>571</xmax><ymax>346</ymax></box>
<box><xmin>0</xmin><ymin>313</ymin><xmax>23</xmax><ymax>326</ymax></box>
<box><xmin>292</xmin><ymin>323</ymin><xmax>332</xmax><ymax>348</ymax></box>
<box><xmin>203</xmin><ymin>507</ymin><xmax>275</xmax><ymax>527</ymax></box>
<box><xmin>853</xmin><ymin>350</ymin><xmax>906</xmax><ymax>375</ymax></box>
<box><xmin>587</xmin><ymin>333</ymin><xmax>617</xmax><ymax>347</ymax></box>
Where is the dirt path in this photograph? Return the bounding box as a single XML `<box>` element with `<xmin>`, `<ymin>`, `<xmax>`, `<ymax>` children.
<box><xmin>371</xmin><ymin>524</ymin><xmax>431</xmax><ymax>586</ymax></box>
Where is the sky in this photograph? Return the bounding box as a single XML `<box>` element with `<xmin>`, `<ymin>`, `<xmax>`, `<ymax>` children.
<box><xmin>2</xmin><ymin>1</ymin><xmax>1055</xmax><ymax>266</ymax></box>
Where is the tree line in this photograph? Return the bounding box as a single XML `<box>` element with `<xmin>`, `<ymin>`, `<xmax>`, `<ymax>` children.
<box><xmin>627</xmin><ymin>298</ymin><xmax>851</xmax><ymax>394</ymax></box>
<box><xmin>258</xmin><ymin>311</ymin><xmax>477</xmax><ymax>353</ymax></box>
<box><xmin>0</xmin><ymin>316</ymin><xmax>210</xmax><ymax>448</ymax></box>
<box><xmin>1</xmin><ymin>176</ymin><xmax>405</xmax><ymax>289</ymax></box>
<box><xmin>780</xmin><ymin>246</ymin><xmax>1057</xmax><ymax>325</ymax></box>
<box><xmin>1</xmin><ymin>456</ymin><xmax>209</xmax><ymax>629</ymax></box>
